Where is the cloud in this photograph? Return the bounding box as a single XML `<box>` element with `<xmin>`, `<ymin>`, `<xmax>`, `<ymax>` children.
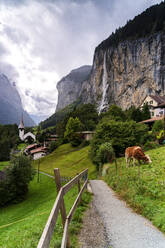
<box><xmin>0</xmin><ymin>0</ymin><xmax>162</xmax><ymax>116</ymax></box>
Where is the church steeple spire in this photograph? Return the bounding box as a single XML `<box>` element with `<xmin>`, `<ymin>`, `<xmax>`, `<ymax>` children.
<box><xmin>18</xmin><ymin>114</ymin><xmax>25</xmax><ymax>141</ymax></box>
<box><xmin>18</xmin><ymin>114</ymin><xmax>24</xmax><ymax>130</ymax></box>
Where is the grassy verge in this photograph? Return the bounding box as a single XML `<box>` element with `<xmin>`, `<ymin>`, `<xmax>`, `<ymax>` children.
<box><xmin>0</xmin><ymin>161</ymin><xmax>9</xmax><ymax>170</ymax></box>
<box><xmin>104</xmin><ymin>146</ymin><xmax>165</xmax><ymax>233</ymax></box>
<box><xmin>0</xmin><ymin>174</ymin><xmax>92</xmax><ymax>248</ymax></box>
<box><xmin>33</xmin><ymin>144</ymin><xmax>96</xmax><ymax>179</ymax></box>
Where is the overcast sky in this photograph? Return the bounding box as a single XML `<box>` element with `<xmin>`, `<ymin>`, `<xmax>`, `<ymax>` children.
<box><xmin>0</xmin><ymin>0</ymin><xmax>162</xmax><ymax>117</ymax></box>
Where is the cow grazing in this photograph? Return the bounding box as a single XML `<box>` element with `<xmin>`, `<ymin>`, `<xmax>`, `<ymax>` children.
<box><xmin>125</xmin><ymin>146</ymin><xmax>152</xmax><ymax>167</ymax></box>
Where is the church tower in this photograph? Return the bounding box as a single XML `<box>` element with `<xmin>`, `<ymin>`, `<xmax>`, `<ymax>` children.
<box><xmin>18</xmin><ymin>115</ymin><xmax>25</xmax><ymax>141</ymax></box>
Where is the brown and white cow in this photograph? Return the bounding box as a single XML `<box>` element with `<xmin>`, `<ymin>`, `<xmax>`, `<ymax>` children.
<box><xmin>125</xmin><ymin>146</ymin><xmax>152</xmax><ymax>167</ymax></box>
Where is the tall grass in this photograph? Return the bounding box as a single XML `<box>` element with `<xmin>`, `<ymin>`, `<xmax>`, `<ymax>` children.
<box><xmin>104</xmin><ymin>146</ymin><xmax>165</xmax><ymax>233</ymax></box>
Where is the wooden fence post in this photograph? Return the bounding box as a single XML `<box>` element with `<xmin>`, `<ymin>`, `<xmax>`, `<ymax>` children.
<box><xmin>115</xmin><ymin>159</ymin><xmax>118</xmax><ymax>175</ymax></box>
<box><xmin>77</xmin><ymin>173</ymin><xmax>81</xmax><ymax>203</ymax></box>
<box><xmin>37</xmin><ymin>159</ymin><xmax>40</xmax><ymax>183</ymax></box>
<box><xmin>54</xmin><ymin>168</ymin><xmax>70</xmax><ymax>248</ymax></box>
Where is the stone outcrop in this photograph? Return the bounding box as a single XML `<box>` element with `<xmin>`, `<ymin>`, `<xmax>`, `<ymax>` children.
<box><xmin>82</xmin><ymin>32</ymin><xmax>165</xmax><ymax>112</ymax></box>
<box><xmin>56</xmin><ymin>65</ymin><xmax>91</xmax><ymax>111</ymax></box>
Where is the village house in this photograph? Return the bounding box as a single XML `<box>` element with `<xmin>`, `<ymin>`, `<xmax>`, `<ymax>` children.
<box><xmin>140</xmin><ymin>95</ymin><xmax>165</xmax><ymax>117</ymax></box>
<box><xmin>24</xmin><ymin>143</ymin><xmax>39</xmax><ymax>155</ymax></box>
<box><xmin>29</xmin><ymin>146</ymin><xmax>47</xmax><ymax>160</ymax></box>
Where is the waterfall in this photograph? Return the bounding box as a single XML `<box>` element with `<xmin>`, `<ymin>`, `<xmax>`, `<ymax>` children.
<box><xmin>98</xmin><ymin>52</ymin><xmax>108</xmax><ymax>114</ymax></box>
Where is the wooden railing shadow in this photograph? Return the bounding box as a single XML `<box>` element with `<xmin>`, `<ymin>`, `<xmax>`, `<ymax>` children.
<box><xmin>37</xmin><ymin>168</ymin><xmax>88</xmax><ymax>248</ymax></box>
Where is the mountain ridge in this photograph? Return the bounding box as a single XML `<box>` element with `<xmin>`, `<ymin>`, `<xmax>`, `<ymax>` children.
<box><xmin>0</xmin><ymin>74</ymin><xmax>35</xmax><ymax>126</ymax></box>
<box><xmin>56</xmin><ymin>65</ymin><xmax>92</xmax><ymax>111</ymax></box>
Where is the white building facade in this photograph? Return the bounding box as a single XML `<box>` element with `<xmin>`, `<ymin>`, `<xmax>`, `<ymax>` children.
<box><xmin>18</xmin><ymin>117</ymin><xmax>36</xmax><ymax>142</ymax></box>
<box><xmin>141</xmin><ymin>95</ymin><xmax>165</xmax><ymax>117</ymax></box>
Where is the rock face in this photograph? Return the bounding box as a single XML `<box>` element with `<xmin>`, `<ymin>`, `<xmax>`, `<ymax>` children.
<box><xmin>0</xmin><ymin>74</ymin><xmax>35</xmax><ymax>126</ymax></box>
<box><xmin>56</xmin><ymin>65</ymin><xmax>91</xmax><ymax>111</ymax></box>
<box><xmin>82</xmin><ymin>32</ymin><xmax>165</xmax><ymax>112</ymax></box>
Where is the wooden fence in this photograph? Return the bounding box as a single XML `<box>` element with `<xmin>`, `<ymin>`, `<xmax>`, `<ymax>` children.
<box><xmin>37</xmin><ymin>168</ymin><xmax>88</xmax><ymax>248</ymax></box>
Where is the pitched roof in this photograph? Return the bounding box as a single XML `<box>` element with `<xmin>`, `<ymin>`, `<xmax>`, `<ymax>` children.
<box><xmin>76</xmin><ymin>131</ymin><xmax>95</xmax><ymax>134</ymax></box>
<box><xmin>155</xmin><ymin>102</ymin><xmax>165</xmax><ymax>108</ymax></box>
<box><xmin>140</xmin><ymin>116</ymin><xmax>164</xmax><ymax>124</ymax></box>
<box><xmin>30</xmin><ymin>147</ymin><xmax>47</xmax><ymax>155</ymax></box>
<box><xmin>25</xmin><ymin>143</ymin><xmax>38</xmax><ymax>150</ymax></box>
<box><xmin>149</xmin><ymin>95</ymin><xmax>165</xmax><ymax>104</ymax></box>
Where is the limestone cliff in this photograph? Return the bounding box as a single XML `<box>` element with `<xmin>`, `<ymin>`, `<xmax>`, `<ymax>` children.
<box><xmin>55</xmin><ymin>2</ymin><xmax>165</xmax><ymax>114</ymax></box>
<box><xmin>56</xmin><ymin>65</ymin><xmax>91</xmax><ymax>111</ymax></box>
<box><xmin>81</xmin><ymin>32</ymin><xmax>165</xmax><ymax>113</ymax></box>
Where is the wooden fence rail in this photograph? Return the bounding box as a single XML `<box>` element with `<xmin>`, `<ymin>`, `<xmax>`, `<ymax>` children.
<box><xmin>37</xmin><ymin>168</ymin><xmax>88</xmax><ymax>248</ymax></box>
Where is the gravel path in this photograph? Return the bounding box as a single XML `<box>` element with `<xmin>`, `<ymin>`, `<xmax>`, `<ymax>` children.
<box><xmin>89</xmin><ymin>180</ymin><xmax>165</xmax><ymax>248</ymax></box>
<box><xmin>79</xmin><ymin>200</ymin><xmax>109</xmax><ymax>248</ymax></box>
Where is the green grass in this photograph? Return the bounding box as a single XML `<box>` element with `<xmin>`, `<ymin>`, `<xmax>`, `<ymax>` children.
<box><xmin>0</xmin><ymin>161</ymin><xmax>9</xmax><ymax>170</ymax></box>
<box><xmin>33</xmin><ymin>144</ymin><xmax>96</xmax><ymax>179</ymax></box>
<box><xmin>0</xmin><ymin>143</ymin><xmax>95</xmax><ymax>247</ymax></box>
<box><xmin>104</xmin><ymin>145</ymin><xmax>165</xmax><ymax>233</ymax></box>
<box><xmin>0</xmin><ymin>174</ymin><xmax>91</xmax><ymax>248</ymax></box>
<box><xmin>17</xmin><ymin>143</ymin><xmax>27</xmax><ymax>151</ymax></box>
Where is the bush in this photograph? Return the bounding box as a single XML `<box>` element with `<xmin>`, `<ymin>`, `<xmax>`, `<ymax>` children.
<box><xmin>49</xmin><ymin>141</ymin><xmax>58</xmax><ymax>153</ymax></box>
<box><xmin>96</xmin><ymin>142</ymin><xmax>115</xmax><ymax>165</ymax></box>
<box><xmin>90</xmin><ymin>120</ymin><xmax>149</xmax><ymax>164</ymax></box>
<box><xmin>156</xmin><ymin>130</ymin><xmax>165</xmax><ymax>144</ymax></box>
<box><xmin>152</xmin><ymin>120</ymin><xmax>164</xmax><ymax>133</ymax></box>
<box><xmin>0</xmin><ymin>139</ymin><xmax>10</xmax><ymax>161</ymax></box>
<box><xmin>0</xmin><ymin>155</ymin><xmax>35</xmax><ymax>206</ymax></box>
<box><xmin>100</xmin><ymin>104</ymin><xmax>126</xmax><ymax>122</ymax></box>
<box><xmin>143</xmin><ymin>141</ymin><xmax>159</xmax><ymax>151</ymax></box>
<box><xmin>64</xmin><ymin>117</ymin><xmax>82</xmax><ymax>140</ymax></box>
<box><xmin>80</xmin><ymin>140</ymin><xmax>90</xmax><ymax>148</ymax></box>
<box><xmin>70</xmin><ymin>133</ymin><xmax>83</xmax><ymax>147</ymax></box>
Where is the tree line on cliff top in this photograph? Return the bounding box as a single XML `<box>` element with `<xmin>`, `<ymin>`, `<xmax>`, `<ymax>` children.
<box><xmin>97</xmin><ymin>1</ymin><xmax>165</xmax><ymax>51</ymax></box>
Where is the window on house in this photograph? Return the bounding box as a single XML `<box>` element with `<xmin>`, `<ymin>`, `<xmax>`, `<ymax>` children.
<box><xmin>152</xmin><ymin>112</ymin><xmax>154</xmax><ymax>116</ymax></box>
<box><xmin>150</xmin><ymin>100</ymin><xmax>153</xmax><ymax>104</ymax></box>
<box><xmin>159</xmin><ymin>111</ymin><xmax>163</xmax><ymax>115</ymax></box>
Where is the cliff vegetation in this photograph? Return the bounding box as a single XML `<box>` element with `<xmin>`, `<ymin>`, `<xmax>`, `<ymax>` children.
<box><xmin>97</xmin><ymin>1</ymin><xmax>165</xmax><ymax>51</ymax></box>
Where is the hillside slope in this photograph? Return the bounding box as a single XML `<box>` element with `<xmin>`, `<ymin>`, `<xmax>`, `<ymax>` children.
<box><xmin>104</xmin><ymin>145</ymin><xmax>165</xmax><ymax>233</ymax></box>
<box><xmin>33</xmin><ymin>144</ymin><xmax>96</xmax><ymax>178</ymax></box>
<box><xmin>0</xmin><ymin>144</ymin><xmax>95</xmax><ymax>247</ymax></box>
<box><xmin>0</xmin><ymin>174</ymin><xmax>91</xmax><ymax>248</ymax></box>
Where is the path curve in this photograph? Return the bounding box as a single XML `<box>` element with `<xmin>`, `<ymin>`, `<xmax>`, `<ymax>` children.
<box><xmin>90</xmin><ymin>180</ymin><xmax>165</xmax><ymax>248</ymax></box>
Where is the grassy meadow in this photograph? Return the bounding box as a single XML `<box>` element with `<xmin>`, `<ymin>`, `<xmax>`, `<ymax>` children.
<box><xmin>33</xmin><ymin>144</ymin><xmax>96</xmax><ymax>179</ymax></box>
<box><xmin>104</xmin><ymin>145</ymin><xmax>165</xmax><ymax>233</ymax></box>
<box><xmin>0</xmin><ymin>173</ymin><xmax>91</xmax><ymax>248</ymax></box>
<box><xmin>2</xmin><ymin>141</ymin><xmax>165</xmax><ymax>247</ymax></box>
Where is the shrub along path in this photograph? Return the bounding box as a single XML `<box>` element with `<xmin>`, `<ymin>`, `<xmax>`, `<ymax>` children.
<box><xmin>87</xmin><ymin>180</ymin><xmax>165</xmax><ymax>248</ymax></box>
